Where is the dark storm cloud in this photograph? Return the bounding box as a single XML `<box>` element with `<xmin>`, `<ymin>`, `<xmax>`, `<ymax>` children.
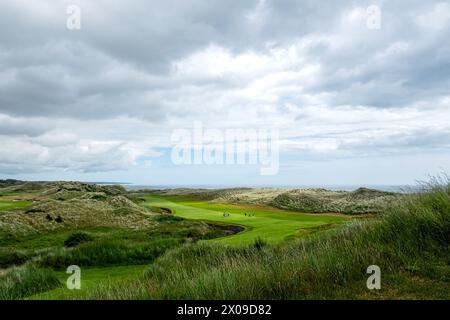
<box><xmin>0</xmin><ymin>0</ymin><xmax>348</xmax><ymax>120</ymax></box>
<box><xmin>1</xmin><ymin>0</ymin><xmax>447</xmax><ymax>119</ymax></box>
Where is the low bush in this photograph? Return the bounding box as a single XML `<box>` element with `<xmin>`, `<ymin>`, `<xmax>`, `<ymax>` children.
<box><xmin>154</xmin><ymin>215</ymin><xmax>184</xmax><ymax>223</ymax></box>
<box><xmin>64</xmin><ymin>232</ymin><xmax>94</xmax><ymax>247</ymax></box>
<box><xmin>252</xmin><ymin>237</ymin><xmax>268</xmax><ymax>250</ymax></box>
<box><xmin>0</xmin><ymin>250</ymin><xmax>30</xmax><ymax>268</ymax></box>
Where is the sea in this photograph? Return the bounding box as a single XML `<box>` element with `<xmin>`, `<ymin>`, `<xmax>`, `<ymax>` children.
<box><xmin>117</xmin><ymin>184</ymin><xmax>417</xmax><ymax>193</ymax></box>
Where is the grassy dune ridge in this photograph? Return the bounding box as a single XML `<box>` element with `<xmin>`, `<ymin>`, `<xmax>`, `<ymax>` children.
<box><xmin>148</xmin><ymin>187</ymin><xmax>400</xmax><ymax>214</ymax></box>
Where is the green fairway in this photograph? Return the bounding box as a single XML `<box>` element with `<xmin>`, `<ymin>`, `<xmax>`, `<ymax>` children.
<box><xmin>144</xmin><ymin>195</ymin><xmax>349</xmax><ymax>245</ymax></box>
<box><xmin>29</xmin><ymin>265</ymin><xmax>147</xmax><ymax>300</ymax></box>
<box><xmin>0</xmin><ymin>199</ymin><xmax>32</xmax><ymax>211</ymax></box>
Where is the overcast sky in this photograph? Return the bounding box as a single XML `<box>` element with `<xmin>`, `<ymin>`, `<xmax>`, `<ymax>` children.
<box><xmin>0</xmin><ymin>0</ymin><xmax>449</xmax><ymax>186</ymax></box>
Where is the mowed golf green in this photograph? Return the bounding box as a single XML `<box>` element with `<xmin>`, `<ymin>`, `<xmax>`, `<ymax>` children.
<box><xmin>144</xmin><ymin>195</ymin><xmax>349</xmax><ymax>245</ymax></box>
<box><xmin>0</xmin><ymin>199</ymin><xmax>32</xmax><ymax>211</ymax></box>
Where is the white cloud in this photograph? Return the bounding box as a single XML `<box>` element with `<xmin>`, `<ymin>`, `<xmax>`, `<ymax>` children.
<box><xmin>0</xmin><ymin>0</ymin><xmax>449</xmax><ymax>183</ymax></box>
<box><xmin>416</xmin><ymin>2</ymin><xmax>450</xmax><ymax>30</ymax></box>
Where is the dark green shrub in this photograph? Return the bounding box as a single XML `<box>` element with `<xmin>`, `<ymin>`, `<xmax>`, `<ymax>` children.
<box><xmin>64</xmin><ymin>232</ymin><xmax>94</xmax><ymax>247</ymax></box>
<box><xmin>92</xmin><ymin>194</ymin><xmax>107</xmax><ymax>201</ymax></box>
<box><xmin>0</xmin><ymin>250</ymin><xmax>30</xmax><ymax>268</ymax></box>
<box><xmin>25</xmin><ymin>208</ymin><xmax>44</xmax><ymax>214</ymax></box>
<box><xmin>154</xmin><ymin>214</ymin><xmax>183</xmax><ymax>223</ymax></box>
<box><xmin>252</xmin><ymin>237</ymin><xmax>268</xmax><ymax>250</ymax></box>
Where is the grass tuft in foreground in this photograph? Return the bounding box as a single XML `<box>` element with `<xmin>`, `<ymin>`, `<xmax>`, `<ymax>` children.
<box><xmin>0</xmin><ymin>266</ymin><xmax>61</xmax><ymax>300</ymax></box>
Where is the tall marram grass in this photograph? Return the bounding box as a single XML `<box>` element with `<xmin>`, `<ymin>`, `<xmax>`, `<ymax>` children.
<box><xmin>37</xmin><ymin>238</ymin><xmax>183</xmax><ymax>269</ymax></box>
<box><xmin>82</xmin><ymin>179</ymin><xmax>450</xmax><ymax>299</ymax></box>
<box><xmin>0</xmin><ymin>266</ymin><xmax>61</xmax><ymax>299</ymax></box>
